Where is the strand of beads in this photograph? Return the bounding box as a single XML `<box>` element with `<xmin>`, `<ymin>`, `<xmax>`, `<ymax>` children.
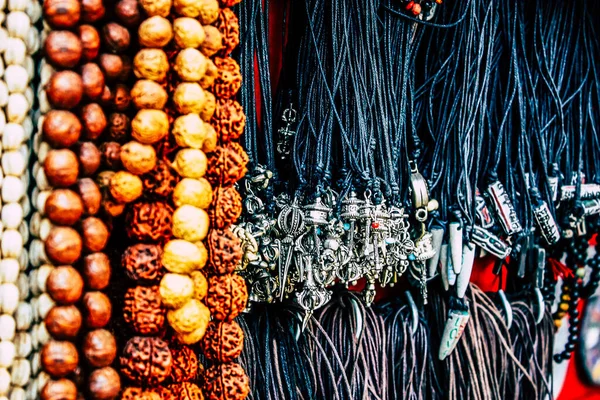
<box><xmin>33</xmin><ymin>0</ymin><xmax>122</xmax><ymax>397</ymax></box>
<box><xmin>198</xmin><ymin>2</ymin><xmax>250</xmax><ymax>399</ymax></box>
<box><xmin>117</xmin><ymin>1</ymin><xmax>175</xmax><ymax>397</ymax></box>
<box><xmin>147</xmin><ymin>1</ymin><xmax>218</xmax><ymax>397</ymax></box>
<box><xmin>3</xmin><ymin>0</ymin><xmax>42</xmax><ymax>398</ymax></box>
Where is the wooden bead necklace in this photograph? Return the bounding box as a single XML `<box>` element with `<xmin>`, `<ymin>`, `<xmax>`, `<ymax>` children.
<box><xmin>32</xmin><ymin>0</ymin><xmax>130</xmax><ymax>397</ymax></box>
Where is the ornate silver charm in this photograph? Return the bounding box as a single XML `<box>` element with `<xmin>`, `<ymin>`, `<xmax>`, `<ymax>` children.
<box><xmin>277</xmin><ymin>197</ymin><xmax>306</xmax><ymax>301</ymax></box>
<box><xmin>276</xmin><ymin>104</ymin><xmax>297</xmax><ymax>160</ymax></box>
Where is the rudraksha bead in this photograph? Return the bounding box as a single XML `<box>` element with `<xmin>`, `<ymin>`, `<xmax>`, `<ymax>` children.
<box><xmin>122</xmin><ymin>243</ymin><xmax>164</xmax><ymax>283</ymax></box>
<box><xmin>126</xmin><ymin>202</ymin><xmax>174</xmax><ymax>242</ymax></box>
<box><xmin>205</xmin><ymin>274</ymin><xmax>247</xmax><ymax>321</ymax></box>
<box><xmin>203</xmin><ymin>362</ymin><xmax>249</xmax><ymax>400</ymax></box>
<box><xmin>211</xmin><ymin>99</ymin><xmax>245</xmax><ymax>143</ymax></box>
<box><xmin>165</xmin><ymin>382</ymin><xmax>203</xmax><ymax>400</ymax></box>
<box><xmin>205</xmin><ymin>143</ymin><xmax>248</xmax><ymax>188</ymax></box>
<box><xmin>168</xmin><ymin>343</ymin><xmax>198</xmax><ymax>382</ymax></box>
<box><xmin>206</xmin><ymin>228</ymin><xmax>243</xmax><ymax>275</ymax></box>
<box><xmin>201</xmin><ymin>321</ymin><xmax>244</xmax><ymax>363</ymax></box>
<box><xmin>208</xmin><ymin>186</ymin><xmax>242</xmax><ymax>229</ymax></box>
<box><xmin>123</xmin><ymin>286</ymin><xmax>166</xmax><ymax>335</ymax></box>
<box><xmin>215</xmin><ymin>8</ymin><xmax>240</xmax><ymax>56</ymax></box>
<box><xmin>120</xmin><ymin>337</ymin><xmax>172</xmax><ymax>386</ymax></box>
<box><xmin>141</xmin><ymin>161</ymin><xmax>179</xmax><ymax>198</ymax></box>
<box><xmin>212</xmin><ymin>57</ymin><xmax>242</xmax><ymax>99</ymax></box>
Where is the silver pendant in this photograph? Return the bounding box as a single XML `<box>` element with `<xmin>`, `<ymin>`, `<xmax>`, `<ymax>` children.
<box><xmin>277</xmin><ymin>198</ymin><xmax>306</xmax><ymax>301</ymax></box>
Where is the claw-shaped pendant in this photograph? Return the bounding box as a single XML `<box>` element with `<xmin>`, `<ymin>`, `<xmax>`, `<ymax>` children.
<box><xmin>456</xmin><ymin>243</ymin><xmax>475</xmax><ymax>298</ymax></box>
<box><xmin>439</xmin><ymin>300</ymin><xmax>470</xmax><ymax>360</ymax></box>
<box><xmin>427</xmin><ymin>226</ymin><xmax>444</xmax><ymax>278</ymax></box>
<box><xmin>449</xmin><ymin>222</ymin><xmax>463</xmax><ymax>274</ymax></box>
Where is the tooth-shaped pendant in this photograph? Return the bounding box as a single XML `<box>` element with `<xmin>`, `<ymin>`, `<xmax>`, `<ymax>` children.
<box><xmin>456</xmin><ymin>243</ymin><xmax>476</xmax><ymax>298</ymax></box>
<box><xmin>439</xmin><ymin>305</ymin><xmax>470</xmax><ymax>360</ymax></box>
<box><xmin>449</xmin><ymin>222</ymin><xmax>463</xmax><ymax>274</ymax></box>
<box><xmin>427</xmin><ymin>226</ymin><xmax>445</xmax><ymax>278</ymax></box>
<box><xmin>440</xmin><ymin>243</ymin><xmax>449</xmax><ymax>291</ymax></box>
<box><xmin>447</xmin><ymin>251</ymin><xmax>457</xmax><ymax>286</ymax></box>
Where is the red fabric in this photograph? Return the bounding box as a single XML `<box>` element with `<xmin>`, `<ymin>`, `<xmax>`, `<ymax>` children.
<box><xmin>263</xmin><ymin>1</ymin><xmax>598</xmax><ymax>397</ymax></box>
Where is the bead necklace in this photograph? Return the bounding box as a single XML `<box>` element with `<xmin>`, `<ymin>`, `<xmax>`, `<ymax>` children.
<box><xmin>0</xmin><ymin>0</ymin><xmax>40</xmax><ymax>398</ymax></box>
<box><xmin>34</xmin><ymin>0</ymin><xmax>125</xmax><ymax>397</ymax></box>
<box><xmin>199</xmin><ymin>1</ymin><xmax>249</xmax><ymax>399</ymax></box>
<box><xmin>118</xmin><ymin>0</ymin><xmax>175</xmax><ymax>397</ymax></box>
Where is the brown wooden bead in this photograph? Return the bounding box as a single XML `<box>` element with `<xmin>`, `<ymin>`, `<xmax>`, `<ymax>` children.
<box><xmin>77</xmin><ymin>142</ymin><xmax>102</xmax><ymax>176</ymax></box>
<box><xmin>44</xmin><ymin>149</ymin><xmax>79</xmax><ymax>187</ymax></box>
<box><xmin>100</xmin><ymin>142</ymin><xmax>122</xmax><ymax>170</ymax></box>
<box><xmin>108</xmin><ymin>113</ymin><xmax>129</xmax><ymax>141</ymax></box>
<box><xmin>44</xmin><ymin>31</ymin><xmax>83</xmax><ymax>69</ymax></box>
<box><xmin>82</xmin><ymin>291</ymin><xmax>112</xmax><ymax>328</ymax></box>
<box><xmin>41</xmin><ymin>340</ymin><xmax>79</xmax><ymax>378</ymax></box>
<box><xmin>45</xmin><ymin>227</ymin><xmax>83</xmax><ymax>265</ymax></box>
<box><xmin>41</xmin><ymin>378</ymin><xmax>78</xmax><ymax>400</ymax></box>
<box><xmin>45</xmin><ymin>189</ymin><xmax>84</xmax><ymax>226</ymax></box>
<box><xmin>122</xmin><ymin>243</ymin><xmax>164</xmax><ymax>283</ymax></box>
<box><xmin>47</xmin><ymin>71</ymin><xmax>83</xmax><ymax>109</ymax></box>
<box><xmin>99</xmin><ymin>54</ymin><xmax>124</xmax><ymax>81</ymax></box>
<box><xmin>81</xmin><ymin>63</ymin><xmax>105</xmax><ymax>100</ymax></box>
<box><xmin>103</xmin><ymin>23</ymin><xmax>130</xmax><ymax>53</ymax></box>
<box><xmin>44</xmin><ymin>0</ymin><xmax>81</xmax><ymax>29</ymax></box>
<box><xmin>47</xmin><ymin>266</ymin><xmax>84</xmax><ymax>304</ymax></box>
<box><xmin>42</xmin><ymin>110</ymin><xmax>81</xmax><ymax>149</ymax></box>
<box><xmin>88</xmin><ymin>367</ymin><xmax>121</xmax><ymax>400</ymax></box>
<box><xmin>80</xmin><ymin>103</ymin><xmax>107</xmax><ymax>140</ymax></box>
<box><xmin>82</xmin><ymin>253</ymin><xmax>111</xmax><ymax>290</ymax></box>
<box><xmin>45</xmin><ymin>305</ymin><xmax>82</xmax><ymax>339</ymax></box>
<box><xmin>115</xmin><ymin>0</ymin><xmax>141</xmax><ymax>27</ymax></box>
<box><xmin>81</xmin><ymin>217</ymin><xmax>109</xmax><ymax>252</ymax></box>
<box><xmin>81</xmin><ymin>0</ymin><xmax>105</xmax><ymax>22</ymax></box>
<box><xmin>76</xmin><ymin>178</ymin><xmax>102</xmax><ymax>215</ymax></box>
<box><xmin>79</xmin><ymin>25</ymin><xmax>101</xmax><ymax>62</ymax></box>
<box><xmin>83</xmin><ymin>329</ymin><xmax>117</xmax><ymax>367</ymax></box>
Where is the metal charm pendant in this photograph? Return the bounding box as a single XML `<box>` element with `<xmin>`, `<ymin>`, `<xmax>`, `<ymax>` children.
<box><xmin>485</xmin><ymin>181</ymin><xmax>522</xmax><ymax>236</ymax></box>
<box><xmin>276</xmin><ymin>104</ymin><xmax>297</xmax><ymax>160</ymax></box>
<box><xmin>439</xmin><ymin>300</ymin><xmax>470</xmax><ymax>360</ymax></box>
<box><xmin>277</xmin><ymin>198</ymin><xmax>306</xmax><ymax>301</ymax></box>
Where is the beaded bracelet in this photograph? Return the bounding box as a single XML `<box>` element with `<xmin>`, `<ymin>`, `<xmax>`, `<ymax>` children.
<box><xmin>0</xmin><ymin>0</ymin><xmax>41</xmax><ymax>398</ymax></box>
